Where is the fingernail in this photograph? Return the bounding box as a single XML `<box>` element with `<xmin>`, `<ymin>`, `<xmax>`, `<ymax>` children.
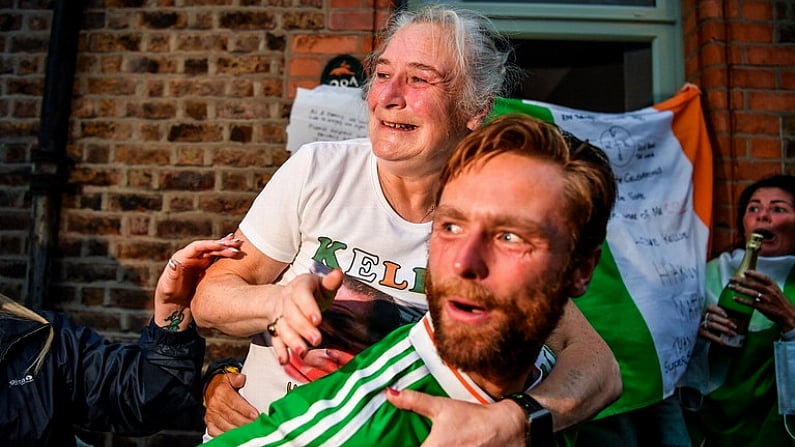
<box><xmin>386</xmin><ymin>387</ymin><xmax>400</xmax><ymax>396</ymax></box>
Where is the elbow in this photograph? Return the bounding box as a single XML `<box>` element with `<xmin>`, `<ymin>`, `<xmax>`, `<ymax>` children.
<box><xmin>609</xmin><ymin>362</ymin><xmax>623</xmax><ymax>404</ymax></box>
<box><xmin>604</xmin><ymin>351</ymin><xmax>623</xmax><ymax>406</ymax></box>
<box><xmin>190</xmin><ymin>285</ymin><xmax>218</xmax><ymax>330</ymax></box>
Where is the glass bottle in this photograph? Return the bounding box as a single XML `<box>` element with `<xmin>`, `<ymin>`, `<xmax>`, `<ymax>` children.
<box><xmin>716</xmin><ymin>232</ymin><xmax>764</xmax><ymax>348</ymax></box>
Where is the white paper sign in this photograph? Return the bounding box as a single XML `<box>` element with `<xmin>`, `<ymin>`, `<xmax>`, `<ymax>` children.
<box><xmin>286</xmin><ymin>85</ymin><xmax>369</xmax><ymax>152</ymax></box>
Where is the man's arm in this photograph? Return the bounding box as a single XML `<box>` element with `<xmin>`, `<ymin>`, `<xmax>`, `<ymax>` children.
<box><xmin>529</xmin><ymin>299</ymin><xmax>621</xmax><ymax>431</ymax></box>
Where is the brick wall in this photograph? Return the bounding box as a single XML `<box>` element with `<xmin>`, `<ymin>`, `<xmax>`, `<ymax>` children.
<box><xmin>0</xmin><ymin>0</ymin><xmax>793</xmax><ymax>444</ymax></box>
<box><xmin>0</xmin><ymin>0</ymin><xmax>391</xmax><ymax>445</ymax></box>
<box><xmin>682</xmin><ymin>0</ymin><xmax>795</xmax><ymax>254</ymax></box>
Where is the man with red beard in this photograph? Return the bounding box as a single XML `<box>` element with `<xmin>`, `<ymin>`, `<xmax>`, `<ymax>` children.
<box><xmin>204</xmin><ymin>114</ymin><xmax>618</xmax><ymax>447</ymax></box>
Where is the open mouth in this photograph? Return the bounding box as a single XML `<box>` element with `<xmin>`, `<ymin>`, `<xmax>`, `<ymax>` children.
<box><xmin>448</xmin><ymin>298</ymin><xmax>488</xmax><ymax>314</ymax></box>
<box><xmin>382</xmin><ymin>120</ymin><xmax>417</xmax><ymax>131</ymax></box>
<box><xmin>752</xmin><ymin>228</ymin><xmax>775</xmax><ymax>240</ymax></box>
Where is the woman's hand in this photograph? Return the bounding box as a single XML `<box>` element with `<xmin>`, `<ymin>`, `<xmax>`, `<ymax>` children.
<box><xmin>700</xmin><ymin>269</ymin><xmax>795</xmax><ymax>342</ymax></box>
<box><xmin>265</xmin><ymin>269</ymin><xmax>344</xmax><ymax>364</ymax></box>
<box><xmin>154</xmin><ymin>234</ymin><xmax>242</xmax><ymax>331</ymax></box>
<box><xmin>386</xmin><ymin>388</ymin><xmax>528</xmax><ymax>447</ymax></box>
<box><xmin>732</xmin><ymin>270</ymin><xmax>795</xmax><ymax>332</ymax></box>
<box><xmin>698</xmin><ymin>304</ymin><xmax>735</xmax><ymax>344</ymax></box>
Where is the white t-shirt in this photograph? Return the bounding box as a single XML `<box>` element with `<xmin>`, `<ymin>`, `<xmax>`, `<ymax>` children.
<box><xmin>236</xmin><ymin>139</ymin><xmax>432</xmax><ymax>413</ymax></box>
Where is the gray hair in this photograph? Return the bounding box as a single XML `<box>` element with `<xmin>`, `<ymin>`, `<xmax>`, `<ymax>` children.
<box><xmin>363</xmin><ymin>4</ymin><xmax>516</xmax><ymax>125</ymax></box>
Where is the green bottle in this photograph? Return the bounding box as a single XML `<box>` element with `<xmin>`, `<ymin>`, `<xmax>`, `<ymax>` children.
<box><xmin>716</xmin><ymin>232</ymin><xmax>764</xmax><ymax>348</ymax></box>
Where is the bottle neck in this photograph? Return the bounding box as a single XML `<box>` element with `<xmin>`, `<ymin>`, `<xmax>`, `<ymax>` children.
<box><xmin>737</xmin><ymin>246</ymin><xmax>760</xmax><ymax>274</ymax></box>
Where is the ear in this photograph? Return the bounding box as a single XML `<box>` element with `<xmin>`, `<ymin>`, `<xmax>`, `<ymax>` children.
<box><xmin>566</xmin><ymin>246</ymin><xmax>602</xmax><ymax>298</ymax></box>
<box><xmin>466</xmin><ymin>103</ymin><xmax>492</xmax><ymax>131</ymax></box>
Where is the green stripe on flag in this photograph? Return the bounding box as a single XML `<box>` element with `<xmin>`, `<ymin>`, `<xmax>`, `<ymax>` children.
<box><xmin>489</xmin><ymin>97</ymin><xmax>555</xmax><ymax>123</ymax></box>
<box><xmin>575</xmin><ymin>243</ymin><xmax>662</xmax><ymax>418</ymax></box>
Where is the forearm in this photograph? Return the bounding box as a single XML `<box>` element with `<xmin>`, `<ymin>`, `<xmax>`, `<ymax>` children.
<box><xmin>192</xmin><ymin>275</ymin><xmax>282</xmax><ymax>337</ymax></box>
<box><xmin>529</xmin><ymin>337</ymin><xmax>621</xmax><ymax>431</ymax></box>
<box><xmin>531</xmin><ymin>301</ymin><xmax>622</xmax><ymax>431</ymax></box>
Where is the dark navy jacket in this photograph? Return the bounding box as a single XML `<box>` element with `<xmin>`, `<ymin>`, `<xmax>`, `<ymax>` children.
<box><xmin>0</xmin><ymin>311</ymin><xmax>205</xmax><ymax>446</ymax></box>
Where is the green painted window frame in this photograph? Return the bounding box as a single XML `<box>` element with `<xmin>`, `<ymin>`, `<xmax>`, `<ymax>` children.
<box><xmin>406</xmin><ymin>0</ymin><xmax>684</xmax><ymax>104</ymax></box>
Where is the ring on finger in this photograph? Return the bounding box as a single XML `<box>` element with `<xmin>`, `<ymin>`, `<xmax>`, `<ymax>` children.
<box><xmin>755</xmin><ymin>291</ymin><xmax>763</xmax><ymax>303</ymax></box>
<box><xmin>701</xmin><ymin>312</ymin><xmax>710</xmax><ymax>328</ymax></box>
<box><xmin>267</xmin><ymin>316</ymin><xmax>281</xmax><ymax>337</ymax></box>
<box><xmin>168</xmin><ymin>259</ymin><xmax>179</xmax><ymax>270</ymax></box>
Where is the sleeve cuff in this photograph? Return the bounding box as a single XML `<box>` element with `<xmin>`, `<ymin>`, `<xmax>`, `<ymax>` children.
<box><xmin>146</xmin><ymin>318</ymin><xmax>200</xmax><ymax>345</ymax></box>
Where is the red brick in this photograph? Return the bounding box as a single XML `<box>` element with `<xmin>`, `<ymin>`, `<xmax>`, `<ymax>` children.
<box><xmin>728</xmin><ymin>22</ymin><xmax>773</xmax><ymax>43</ymax></box>
<box><xmin>748</xmin><ymin>91</ymin><xmax>795</xmax><ymax>112</ymax></box>
<box><xmin>699</xmin><ymin>42</ymin><xmax>728</xmax><ymax>67</ymax></box>
<box><xmin>738</xmin><ymin>0</ymin><xmax>774</xmax><ymax>20</ymax></box>
<box><xmin>749</xmin><ymin>136</ymin><xmax>783</xmax><ymax>158</ymax></box>
<box><xmin>289</xmin><ymin>56</ymin><xmax>325</xmax><ymax>77</ymax></box>
<box><xmin>729</xmin><ymin>67</ymin><xmax>776</xmax><ymax>88</ymax></box>
<box><xmin>330</xmin><ymin>0</ymin><xmax>361</xmax><ymax>7</ymax></box>
<box><xmin>697</xmin><ymin>0</ymin><xmax>725</xmax><ymax>18</ymax></box>
<box><xmin>733</xmin><ymin>161</ymin><xmax>783</xmax><ymax>180</ymax></box>
<box><xmin>782</xmin><ymin>71</ymin><xmax>795</xmax><ymax>90</ymax></box>
<box><xmin>747</xmin><ymin>45</ymin><xmax>795</xmax><ymax>66</ymax></box>
<box><xmin>703</xmin><ymin>89</ymin><xmax>728</xmax><ymax>110</ymax></box>
<box><xmin>329</xmin><ymin>11</ymin><xmax>376</xmax><ymax>31</ymax></box>
<box><xmin>733</xmin><ymin>112</ymin><xmax>780</xmax><ymax>134</ymax></box>
<box><xmin>706</xmin><ymin>109</ymin><xmax>730</xmax><ymax>132</ymax></box>
<box><xmin>698</xmin><ymin>21</ymin><xmax>727</xmax><ymax>44</ymax></box>
<box><xmin>292</xmin><ymin>34</ymin><xmax>359</xmax><ymax>54</ymax></box>
<box><xmin>701</xmin><ymin>66</ymin><xmax>728</xmax><ymax>88</ymax></box>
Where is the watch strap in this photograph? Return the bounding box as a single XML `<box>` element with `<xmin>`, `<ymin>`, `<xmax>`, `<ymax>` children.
<box><xmin>501</xmin><ymin>393</ymin><xmax>553</xmax><ymax>447</ymax></box>
<box><xmin>201</xmin><ymin>358</ymin><xmax>244</xmax><ymax>404</ymax></box>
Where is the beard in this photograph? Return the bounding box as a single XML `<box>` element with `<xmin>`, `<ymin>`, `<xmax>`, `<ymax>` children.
<box><xmin>426</xmin><ymin>269</ymin><xmax>569</xmax><ymax>382</ymax></box>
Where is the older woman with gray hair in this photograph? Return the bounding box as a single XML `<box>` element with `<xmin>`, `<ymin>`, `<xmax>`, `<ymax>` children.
<box><xmin>194</xmin><ymin>5</ymin><xmax>621</xmax><ymax>445</ymax></box>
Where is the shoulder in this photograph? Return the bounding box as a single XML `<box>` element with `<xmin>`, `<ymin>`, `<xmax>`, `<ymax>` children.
<box><xmin>707</xmin><ymin>249</ymin><xmax>743</xmax><ymax>271</ymax></box>
<box><xmin>292</xmin><ymin>138</ymin><xmax>372</xmax><ymax>163</ymax></box>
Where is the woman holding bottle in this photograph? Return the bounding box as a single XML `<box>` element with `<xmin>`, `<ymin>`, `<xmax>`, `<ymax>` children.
<box><xmin>681</xmin><ymin>174</ymin><xmax>795</xmax><ymax>446</ymax></box>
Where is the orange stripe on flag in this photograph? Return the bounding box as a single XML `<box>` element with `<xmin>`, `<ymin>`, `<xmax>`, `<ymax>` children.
<box><xmin>653</xmin><ymin>83</ymin><xmax>713</xmax><ymax>252</ymax></box>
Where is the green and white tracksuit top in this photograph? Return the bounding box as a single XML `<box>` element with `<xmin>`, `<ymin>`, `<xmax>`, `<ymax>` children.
<box><xmin>208</xmin><ymin>314</ymin><xmax>557</xmax><ymax>447</ymax></box>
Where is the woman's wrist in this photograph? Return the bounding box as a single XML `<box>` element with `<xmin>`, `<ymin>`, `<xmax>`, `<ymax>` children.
<box><xmin>154</xmin><ymin>305</ymin><xmax>193</xmax><ymax>332</ymax></box>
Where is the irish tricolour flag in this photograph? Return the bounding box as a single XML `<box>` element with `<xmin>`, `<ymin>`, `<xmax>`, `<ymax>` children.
<box><xmin>491</xmin><ymin>84</ymin><xmax>713</xmax><ymax>417</ymax></box>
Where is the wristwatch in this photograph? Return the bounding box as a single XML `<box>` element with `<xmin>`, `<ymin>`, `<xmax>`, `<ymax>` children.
<box><xmin>501</xmin><ymin>392</ymin><xmax>553</xmax><ymax>447</ymax></box>
<box><xmin>201</xmin><ymin>358</ymin><xmax>244</xmax><ymax>405</ymax></box>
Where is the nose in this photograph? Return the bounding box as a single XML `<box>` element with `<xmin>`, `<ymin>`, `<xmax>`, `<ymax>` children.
<box><xmin>376</xmin><ymin>75</ymin><xmax>407</xmax><ymax>109</ymax></box>
<box><xmin>451</xmin><ymin>232</ymin><xmax>488</xmax><ymax>280</ymax></box>
<box><xmin>755</xmin><ymin>206</ymin><xmax>772</xmax><ymax>221</ymax></box>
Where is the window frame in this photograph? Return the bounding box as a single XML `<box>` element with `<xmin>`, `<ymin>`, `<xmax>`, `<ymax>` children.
<box><xmin>407</xmin><ymin>0</ymin><xmax>684</xmax><ymax>104</ymax></box>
